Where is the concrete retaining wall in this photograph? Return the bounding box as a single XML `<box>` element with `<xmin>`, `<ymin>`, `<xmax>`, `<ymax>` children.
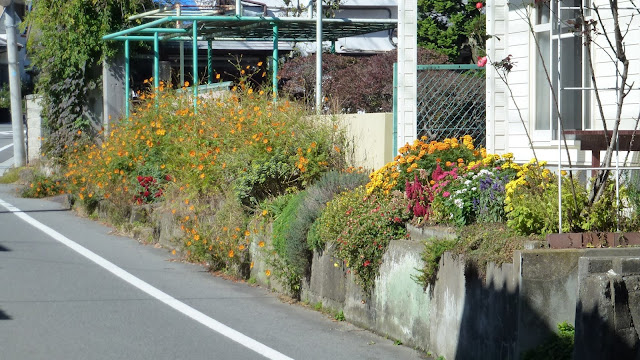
<box><xmin>248</xmin><ymin>224</ymin><xmax>640</xmax><ymax>359</ymax></box>
<box><xmin>88</xmin><ymin>200</ymin><xmax>640</xmax><ymax>359</ymax></box>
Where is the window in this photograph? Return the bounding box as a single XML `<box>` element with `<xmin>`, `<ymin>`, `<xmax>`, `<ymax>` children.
<box><xmin>532</xmin><ymin>0</ymin><xmax>590</xmax><ymax>140</ymax></box>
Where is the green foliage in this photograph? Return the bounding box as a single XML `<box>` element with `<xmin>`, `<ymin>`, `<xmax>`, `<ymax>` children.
<box><xmin>418</xmin><ymin>0</ymin><xmax>486</xmax><ymax>62</ymax></box>
<box><xmin>414</xmin><ymin>238</ymin><xmax>457</xmax><ymax>288</ymax></box>
<box><xmin>20</xmin><ymin>170</ymin><xmax>67</xmax><ymax>198</ymax></box>
<box><xmin>272</xmin><ymin>190</ymin><xmax>308</xmax><ymax>271</ymax></box>
<box><xmin>332</xmin><ymin>187</ymin><xmax>410</xmax><ymax>293</ymax></box>
<box><xmin>270</xmin><ymin>170</ymin><xmax>369</xmax><ymax>293</ymax></box>
<box><xmin>523</xmin><ymin>322</ymin><xmax>575</xmax><ymax>360</ymax></box>
<box><xmin>0</xmin><ymin>167</ymin><xmax>20</xmax><ymax>184</ymax></box>
<box><xmin>305</xmin><ymin>170</ymin><xmax>370</xmax><ymax>251</ymax></box>
<box><xmin>24</xmin><ymin>0</ymin><xmax>161</xmax><ymax>160</ymax></box>
<box><xmin>235</xmin><ymin>151</ymin><xmax>301</xmax><ymax>208</ymax></box>
<box><xmin>413</xmin><ymin>223</ymin><xmax>535</xmax><ymax>289</ymax></box>
<box><xmin>334</xmin><ymin>310</ymin><xmax>345</xmax><ymax>321</ymax></box>
<box><xmin>0</xmin><ymin>83</ymin><xmax>10</xmax><ymax>109</ymax></box>
<box><xmin>505</xmin><ymin>163</ymin><xmax>629</xmax><ymax>234</ymax></box>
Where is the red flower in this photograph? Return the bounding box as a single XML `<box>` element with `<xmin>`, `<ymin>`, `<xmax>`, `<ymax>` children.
<box><xmin>477</xmin><ymin>56</ymin><xmax>488</xmax><ymax>67</ymax></box>
<box><xmin>363</xmin><ymin>260</ymin><xmax>371</xmax><ymax>267</ymax></box>
<box><xmin>476</xmin><ymin>2</ymin><xmax>483</xmax><ymax>9</ymax></box>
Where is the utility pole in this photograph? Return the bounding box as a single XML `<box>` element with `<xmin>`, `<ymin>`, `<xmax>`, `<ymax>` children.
<box><xmin>2</xmin><ymin>0</ymin><xmax>26</xmax><ymax>167</ymax></box>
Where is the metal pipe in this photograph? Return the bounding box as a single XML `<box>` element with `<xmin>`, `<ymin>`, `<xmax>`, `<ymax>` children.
<box><xmin>111</xmin><ymin>36</ymin><xmax>158</xmax><ymax>41</ymax></box>
<box><xmin>125</xmin><ymin>39</ymin><xmax>130</xmax><ymax>120</ymax></box>
<box><xmin>556</xmin><ymin>0</ymin><xmax>562</xmax><ymax>233</ymax></box>
<box><xmin>139</xmin><ymin>28</ymin><xmax>187</xmax><ymax>34</ymax></box>
<box><xmin>103</xmin><ymin>17</ymin><xmax>170</xmax><ymax>40</ymax></box>
<box><xmin>207</xmin><ymin>40</ymin><xmax>213</xmax><ymax>84</ymax></box>
<box><xmin>272</xmin><ymin>23</ymin><xmax>278</xmax><ymax>99</ymax></box>
<box><xmin>193</xmin><ymin>20</ymin><xmax>198</xmax><ymax>112</ymax></box>
<box><xmin>236</xmin><ymin>0</ymin><xmax>242</xmax><ymax>16</ymax></box>
<box><xmin>154</xmin><ymin>32</ymin><xmax>160</xmax><ymax>94</ymax></box>
<box><xmin>178</xmin><ymin>4</ymin><xmax>185</xmax><ymax>86</ymax></box>
<box><xmin>4</xmin><ymin>3</ymin><xmax>25</xmax><ymax>167</ymax></box>
<box><xmin>127</xmin><ymin>6</ymin><xmax>171</xmax><ymax>21</ymax></box>
<box><xmin>315</xmin><ymin>0</ymin><xmax>322</xmax><ymax>113</ymax></box>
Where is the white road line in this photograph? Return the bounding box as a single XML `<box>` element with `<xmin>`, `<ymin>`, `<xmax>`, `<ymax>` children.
<box><xmin>0</xmin><ymin>143</ymin><xmax>13</xmax><ymax>152</ymax></box>
<box><xmin>0</xmin><ymin>197</ymin><xmax>294</xmax><ymax>360</ymax></box>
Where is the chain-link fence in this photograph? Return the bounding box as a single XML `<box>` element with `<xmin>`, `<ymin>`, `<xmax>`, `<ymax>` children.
<box><xmin>415</xmin><ymin>64</ymin><xmax>486</xmax><ymax>146</ymax></box>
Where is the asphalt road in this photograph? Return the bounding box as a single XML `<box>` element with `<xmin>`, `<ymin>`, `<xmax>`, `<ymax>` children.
<box><xmin>0</xmin><ymin>184</ymin><xmax>427</xmax><ymax>360</ymax></box>
<box><xmin>0</xmin><ymin>123</ymin><xmax>14</xmax><ymax>166</ymax></box>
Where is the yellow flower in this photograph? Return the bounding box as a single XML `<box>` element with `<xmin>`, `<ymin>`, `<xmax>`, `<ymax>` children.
<box><xmin>228</xmin><ymin>250</ymin><xmax>235</xmax><ymax>258</ymax></box>
<box><xmin>258</xmin><ymin>241</ymin><xmax>265</xmax><ymax>247</ymax></box>
<box><xmin>239</xmin><ymin>244</ymin><xmax>245</xmax><ymax>251</ymax></box>
<box><xmin>265</xmin><ymin>269</ymin><xmax>271</xmax><ymax>277</ymax></box>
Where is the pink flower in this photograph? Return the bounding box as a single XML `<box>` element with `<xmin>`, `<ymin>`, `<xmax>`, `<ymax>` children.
<box><xmin>443</xmin><ymin>191</ymin><xmax>451</xmax><ymax>198</ymax></box>
<box><xmin>477</xmin><ymin>56</ymin><xmax>488</xmax><ymax>67</ymax></box>
<box><xmin>476</xmin><ymin>2</ymin><xmax>483</xmax><ymax>9</ymax></box>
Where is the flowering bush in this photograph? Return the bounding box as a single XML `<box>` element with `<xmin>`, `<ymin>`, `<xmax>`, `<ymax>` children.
<box><xmin>431</xmin><ymin>154</ymin><xmax>517</xmax><ymax>225</ymax></box>
<box><xmin>332</xmin><ymin>187</ymin><xmax>410</xmax><ymax>293</ymax></box>
<box><xmin>60</xmin><ymin>69</ymin><xmax>347</xmax><ymax>271</ymax></box>
<box><xmin>367</xmin><ymin>135</ymin><xmax>480</xmax><ymax>196</ymax></box>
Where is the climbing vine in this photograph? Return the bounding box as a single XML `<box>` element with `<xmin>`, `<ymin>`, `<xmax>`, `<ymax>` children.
<box><xmin>23</xmin><ymin>0</ymin><xmax>162</xmax><ymax>160</ymax></box>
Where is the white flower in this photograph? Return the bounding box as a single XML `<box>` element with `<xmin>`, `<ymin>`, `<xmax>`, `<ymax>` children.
<box><xmin>454</xmin><ymin>198</ymin><xmax>464</xmax><ymax>208</ymax></box>
<box><xmin>471</xmin><ymin>187</ymin><xmax>477</xmax><ymax>191</ymax></box>
<box><xmin>464</xmin><ymin>180</ymin><xmax>472</xmax><ymax>185</ymax></box>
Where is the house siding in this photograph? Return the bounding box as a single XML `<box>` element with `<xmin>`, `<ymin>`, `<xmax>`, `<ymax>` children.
<box><xmin>487</xmin><ymin>0</ymin><xmax>640</xmax><ymax>166</ymax></box>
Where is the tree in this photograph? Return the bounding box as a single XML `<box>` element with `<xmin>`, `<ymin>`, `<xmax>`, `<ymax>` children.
<box><xmin>417</xmin><ymin>0</ymin><xmax>486</xmax><ymax>63</ymax></box>
<box><xmin>24</xmin><ymin>0</ymin><xmax>161</xmax><ymax>160</ymax></box>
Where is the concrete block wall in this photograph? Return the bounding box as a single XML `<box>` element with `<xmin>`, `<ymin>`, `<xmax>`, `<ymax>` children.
<box><xmin>25</xmin><ymin>94</ymin><xmax>42</xmax><ymax>164</ymax></box>
<box><xmin>316</xmin><ymin>113</ymin><xmax>394</xmax><ymax>171</ymax></box>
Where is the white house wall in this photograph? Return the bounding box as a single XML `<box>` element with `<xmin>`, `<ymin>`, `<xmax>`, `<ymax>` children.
<box><xmin>486</xmin><ymin>0</ymin><xmax>626</xmax><ymax>166</ymax></box>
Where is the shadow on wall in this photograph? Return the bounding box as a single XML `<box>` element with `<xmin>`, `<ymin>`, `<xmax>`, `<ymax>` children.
<box><xmin>453</xmin><ymin>263</ymin><xmax>523</xmax><ymax>359</ymax></box>
<box><xmin>573</xmin><ymin>259</ymin><xmax>640</xmax><ymax>359</ymax></box>
<box><xmin>453</xmin><ymin>250</ymin><xmax>640</xmax><ymax>360</ymax></box>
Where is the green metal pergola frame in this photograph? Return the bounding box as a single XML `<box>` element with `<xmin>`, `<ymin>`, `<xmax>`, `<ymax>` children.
<box><xmin>103</xmin><ymin>14</ymin><xmax>397</xmax><ymax>118</ymax></box>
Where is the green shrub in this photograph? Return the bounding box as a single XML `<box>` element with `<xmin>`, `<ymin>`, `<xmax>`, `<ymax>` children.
<box><xmin>331</xmin><ymin>187</ymin><xmax>410</xmax><ymax>293</ymax></box>
<box><xmin>413</xmin><ymin>238</ymin><xmax>458</xmax><ymax>288</ymax></box>
<box><xmin>20</xmin><ymin>171</ymin><xmax>67</xmax><ymax>198</ymax></box>
<box><xmin>234</xmin><ymin>150</ymin><xmax>300</xmax><ymax>208</ymax></box>
<box><xmin>523</xmin><ymin>322</ymin><xmax>575</xmax><ymax>360</ymax></box>
<box><xmin>272</xmin><ymin>191</ymin><xmax>307</xmax><ymax>270</ymax></box>
<box><xmin>506</xmin><ymin>163</ymin><xmax>588</xmax><ymax>234</ymax></box>
<box><xmin>268</xmin><ymin>171</ymin><xmax>369</xmax><ymax>295</ymax></box>
<box><xmin>306</xmin><ymin>170</ymin><xmax>370</xmax><ymax>251</ymax></box>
